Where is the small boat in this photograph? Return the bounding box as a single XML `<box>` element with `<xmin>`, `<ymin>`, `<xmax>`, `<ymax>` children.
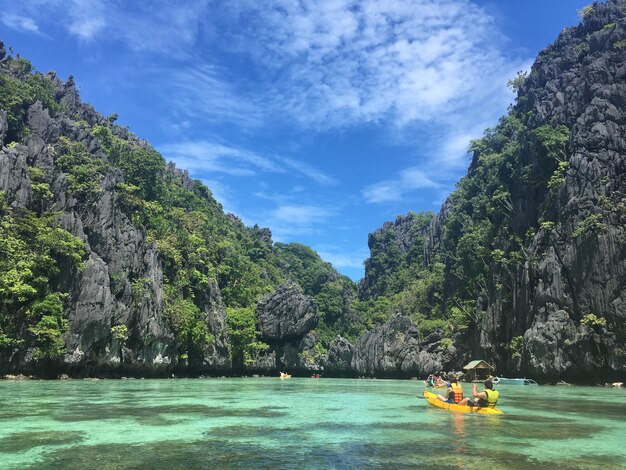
<box><xmin>492</xmin><ymin>377</ymin><xmax>538</xmax><ymax>386</ymax></box>
<box><xmin>424</xmin><ymin>379</ymin><xmax>448</xmax><ymax>389</ymax></box>
<box><xmin>422</xmin><ymin>391</ymin><xmax>503</xmax><ymax>415</ymax></box>
<box><xmin>279</xmin><ymin>372</ymin><xmax>291</xmax><ymax>379</ymax></box>
<box><xmin>311</xmin><ymin>374</ymin><xmax>321</xmax><ymax>379</ymax></box>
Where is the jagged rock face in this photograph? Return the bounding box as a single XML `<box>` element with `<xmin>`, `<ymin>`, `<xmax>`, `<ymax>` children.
<box><xmin>256</xmin><ymin>282</ymin><xmax>318</xmax><ymax>340</ymax></box>
<box><xmin>480</xmin><ymin>0</ymin><xmax>626</xmax><ymax>381</ymax></box>
<box><xmin>360</xmin><ymin>213</ymin><xmax>433</xmax><ymax>299</ymax></box>
<box><xmin>0</xmin><ymin>102</ymin><xmax>174</xmax><ymax>374</ymax></box>
<box><xmin>350</xmin><ymin>314</ymin><xmax>453</xmax><ymax>377</ymax></box>
<box><xmin>165</xmin><ymin>162</ymin><xmax>195</xmax><ymax>191</ymax></box>
<box><xmin>191</xmin><ymin>280</ymin><xmax>230</xmax><ymax>371</ymax></box>
<box><xmin>325</xmin><ymin>336</ymin><xmax>354</xmax><ymax>375</ymax></box>
<box><xmin>275</xmin><ymin>331</ymin><xmax>323</xmax><ymax>371</ymax></box>
<box><xmin>0</xmin><ymin>110</ymin><xmax>7</xmax><ymax>145</ymax></box>
<box><xmin>0</xmin><ymin>88</ymin><xmax>230</xmax><ymax>375</ymax></box>
<box><xmin>323</xmin><ymin>316</ymin><xmax>457</xmax><ymax>377</ymax></box>
<box><xmin>354</xmin><ymin>1</ymin><xmax>625</xmax><ymax>382</ymax></box>
<box><xmin>0</xmin><ymin>145</ymin><xmax>32</xmax><ymax>208</ymax></box>
<box><xmin>244</xmin><ymin>283</ymin><xmax>320</xmax><ymax>373</ymax></box>
<box><xmin>522</xmin><ymin>309</ymin><xmax>616</xmax><ymax>380</ymax></box>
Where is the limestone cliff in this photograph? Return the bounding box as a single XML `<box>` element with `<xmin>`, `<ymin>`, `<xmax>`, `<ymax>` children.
<box><xmin>352</xmin><ymin>0</ymin><xmax>626</xmax><ymax>382</ymax></box>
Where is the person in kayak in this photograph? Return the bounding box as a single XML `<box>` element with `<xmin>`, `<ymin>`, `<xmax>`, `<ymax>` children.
<box><xmin>458</xmin><ymin>379</ymin><xmax>499</xmax><ymax>408</ymax></box>
<box><xmin>436</xmin><ymin>377</ymin><xmax>464</xmax><ymax>404</ymax></box>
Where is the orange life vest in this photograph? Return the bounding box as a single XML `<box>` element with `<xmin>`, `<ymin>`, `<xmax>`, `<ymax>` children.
<box><xmin>450</xmin><ymin>382</ymin><xmax>463</xmax><ymax>403</ymax></box>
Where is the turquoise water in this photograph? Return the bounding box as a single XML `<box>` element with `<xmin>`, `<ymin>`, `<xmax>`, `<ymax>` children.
<box><xmin>1</xmin><ymin>378</ymin><xmax>625</xmax><ymax>469</ymax></box>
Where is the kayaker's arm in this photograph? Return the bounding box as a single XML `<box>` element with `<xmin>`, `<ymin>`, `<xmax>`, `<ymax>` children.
<box><xmin>472</xmin><ymin>384</ymin><xmax>487</xmax><ymax>400</ymax></box>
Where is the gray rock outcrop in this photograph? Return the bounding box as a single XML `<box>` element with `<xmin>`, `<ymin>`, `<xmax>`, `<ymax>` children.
<box><xmin>0</xmin><ymin>71</ymin><xmax>230</xmax><ymax>376</ymax></box>
<box><xmin>325</xmin><ymin>336</ymin><xmax>354</xmax><ymax>375</ymax></box>
<box><xmin>256</xmin><ymin>282</ymin><xmax>318</xmax><ymax>340</ymax></box>
<box><xmin>0</xmin><ymin>110</ymin><xmax>7</xmax><ymax>145</ymax></box>
<box><xmin>359</xmin><ymin>0</ymin><xmax>626</xmax><ymax>382</ymax></box>
<box><xmin>243</xmin><ymin>282</ymin><xmax>319</xmax><ymax>373</ymax></box>
<box><xmin>323</xmin><ymin>315</ymin><xmax>457</xmax><ymax>377</ymax></box>
<box><xmin>486</xmin><ymin>0</ymin><xmax>626</xmax><ymax>381</ymax></box>
<box><xmin>352</xmin><ymin>314</ymin><xmax>455</xmax><ymax>377</ymax></box>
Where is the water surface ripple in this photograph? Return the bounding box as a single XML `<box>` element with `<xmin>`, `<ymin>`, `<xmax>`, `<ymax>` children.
<box><xmin>1</xmin><ymin>378</ymin><xmax>624</xmax><ymax>469</ymax></box>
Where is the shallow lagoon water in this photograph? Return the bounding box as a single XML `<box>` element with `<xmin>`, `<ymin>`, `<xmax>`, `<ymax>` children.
<box><xmin>0</xmin><ymin>378</ymin><xmax>625</xmax><ymax>469</ymax></box>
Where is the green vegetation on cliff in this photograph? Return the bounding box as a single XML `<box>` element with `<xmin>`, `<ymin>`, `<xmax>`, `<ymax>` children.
<box><xmin>359</xmin><ymin>111</ymin><xmax>572</xmax><ymax>342</ymax></box>
<box><xmin>0</xmin><ymin>53</ymin><xmax>357</xmax><ymax>367</ymax></box>
<box><xmin>0</xmin><ymin>193</ymin><xmax>85</xmax><ymax>359</ymax></box>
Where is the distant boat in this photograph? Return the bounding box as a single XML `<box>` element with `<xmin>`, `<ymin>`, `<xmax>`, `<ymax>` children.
<box><xmin>279</xmin><ymin>372</ymin><xmax>291</xmax><ymax>379</ymax></box>
<box><xmin>493</xmin><ymin>377</ymin><xmax>538</xmax><ymax>386</ymax></box>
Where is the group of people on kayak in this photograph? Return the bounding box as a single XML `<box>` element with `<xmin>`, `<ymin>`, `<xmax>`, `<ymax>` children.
<box><xmin>435</xmin><ymin>377</ymin><xmax>499</xmax><ymax>408</ymax></box>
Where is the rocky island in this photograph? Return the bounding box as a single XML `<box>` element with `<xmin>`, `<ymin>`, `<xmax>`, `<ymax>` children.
<box><xmin>0</xmin><ymin>0</ymin><xmax>624</xmax><ymax>383</ymax></box>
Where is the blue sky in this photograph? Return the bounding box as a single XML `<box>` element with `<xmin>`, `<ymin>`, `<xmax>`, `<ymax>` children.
<box><xmin>0</xmin><ymin>0</ymin><xmax>593</xmax><ymax>280</ymax></box>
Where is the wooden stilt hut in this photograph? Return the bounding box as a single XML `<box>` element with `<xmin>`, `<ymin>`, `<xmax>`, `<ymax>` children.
<box><xmin>463</xmin><ymin>360</ymin><xmax>494</xmax><ymax>382</ymax></box>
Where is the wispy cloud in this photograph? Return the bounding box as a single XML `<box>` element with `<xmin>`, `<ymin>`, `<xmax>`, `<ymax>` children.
<box><xmin>282</xmin><ymin>157</ymin><xmax>337</xmax><ymax>186</ymax></box>
<box><xmin>160</xmin><ymin>140</ymin><xmax>336</xmax><ymax>187</ymax></box>
<box><xmin>66</xmin><ymin>0</ymin><xmax>106</xmax><ymax>41</ymax></box>
<box><xmin>316</xmin><ymin>246</ymin><xmax>369</xmax><ymax>270</ymax></box>
<box><xmin>363</xmin><ymin>167</ymin><xmax>441</xmax><ymax>203</ymax></box>
<box><xmin>3</xmin><ymin>0</ymin><xmax>209</xmax><ymax>51</ymax></box>
<box><xmin>160</xmin><ymin>141</ymin><xmax>280</xmax><ymax>176</ymax></box>
<box><xmin>218</xmin><ymin>0</ymin><xmax>525</xmax><ymax>129</ymax></box>
<box><xmin>162</xmin><ymin>64</ymin><xmax>264</xmax><ymax>128</ymax></box>
<box><xmin>9</xmin><ymin>1</ymin><xmax>528</xmax><ymax>138</ymax></box>
<box><xmin>1</xmin><ymin>13</ymin><xmax>41</xmax><ymax>34</ymax></box>
<box><xmin>360</xmin><ymin>56</ymin><xmax>531</xmax><ymax>204</ymax></box>
<box><xmin>265</xmin><ymin>204</ymin><xmax>338</xmax><ymax>240</ymax></box>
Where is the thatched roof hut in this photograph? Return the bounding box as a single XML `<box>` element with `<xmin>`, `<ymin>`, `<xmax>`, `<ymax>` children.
<box><xmin>462</xmin><ymin>360</ymin><xmax>494</xmax><ymax>382</ymax></box>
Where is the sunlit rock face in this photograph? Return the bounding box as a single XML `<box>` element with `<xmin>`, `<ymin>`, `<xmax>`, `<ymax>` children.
<box><xmin>486</xmin><ymin>0</ymin><xmax>626</xmax><ymax>382</ymax></box>
<box><xmin>256</xmin><ymin>282</ymin><xmax>318</xmax><ymax>341</ymax></box>
<box><xmin>247</xmin><ymin>282</ymin><xmax>320</xmax><ymax>373</ymax></box>
<box><xmin>356</xmin><ymin>1</ymin><xmax>626</xmax><ymax>382</ymax></box>
<box><xmin>0</xmin><ymin>68</ymin><xmax>229</xmax><ymax>377</ymax></box>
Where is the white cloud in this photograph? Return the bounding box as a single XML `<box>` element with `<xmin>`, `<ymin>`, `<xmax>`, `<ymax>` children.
<box><xmin>359</xmin><ymin>52</ymin><xmax>532</xmax><ymax>204</ymax></box>
<box><xmin>108</xmin><ymin>1</ymin><xmax>209</xmax><ymax>53</ymax></box>
<box><xmin>217</xmin><ymin>0</ymin><xmax>523</xmax><ymax>128</ymax></box>
<box><xmin>160</xmin><ymin>140</ymin><xmax>336</xmax><ymax>187</ymax></box>
<box><xmin>58</xmin><ymin>0</ymin><xmax>107</xmax><ymax>41</ymax></box>
<box><xmin>163</xmin><ymin>65</ymin><xmax>264</xmax><ymax>128</ymax></box>
<box><xmin>161</xmin><ymin>141</ymin><xmax>280</xmax><ymax>176</ymax></box>
<box><xmin>363</xmin><ymin>167</ymin><xmax>440</xmax><ymax>203</ymax></box>
<box><xmin>1</xmin><ymin>13</ymin><xmax>41</xmax><ymax>34</ymax></box>
<box><xmin>9</xmin><ymin>1</ymin><xmax>528</xmax><ymax>138</ymax></box>
<box><xmin>316</xmin><ymin>246</ymin><xmax>368</xmax><ymax>270</ymax></box>
<box><xmin>4</xmin><ymin>0</ymin><xmax>209</xmax><ymax>51</ymax></box>
<box><xmin>282</xmin><ymin>157</ymin><xmax>337</xmax><ymax>186</ymax></box>
<box><xmin>265</xmin><ymin>204</ymin><xmax>337</xmax><ymax>240</ymax></box>
<box><xmin>68</xmin><ymin>16</ymin><xmax>105</xmax><ymax>41</ymax></box>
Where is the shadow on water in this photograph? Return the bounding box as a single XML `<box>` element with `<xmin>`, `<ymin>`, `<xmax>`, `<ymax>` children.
<box><xmin>51</xmin><ymin>403</ymin><xmax>288</xmax><ymax>423</ymax></box>
<box><xmin>497</xmin><ymin>421</ymin><xmax>603</xmax><ymax>441</ymax></box>
<box><xmin>504</xmin><ymin>395</ymin><xmax>626</xmax><ymax>422</ymax></box>
<box><xmin>0</xmin><ymin>431</ymin><xmax>84</xmax><ymax>453</ymax></box>
<box><xmin>204</xmin><ymin>425</ymin><xmax>311</xmax><ymax>444</ymax></box>
<box><xmin>21</xmin><ymin>437</ymin><xmax>625</xmax><ymax>470</ymax></box>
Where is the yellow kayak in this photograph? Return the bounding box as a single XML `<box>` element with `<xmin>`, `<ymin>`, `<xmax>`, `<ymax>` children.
<box><xmin>279</xmin><ymin>373</ymin><xmax>291</xmax><ymax>379</ymax></box>
<box><xmin>422</xmin><ymin>391</ymin><xmax>503</xmax><ymax>415</ymax></box>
